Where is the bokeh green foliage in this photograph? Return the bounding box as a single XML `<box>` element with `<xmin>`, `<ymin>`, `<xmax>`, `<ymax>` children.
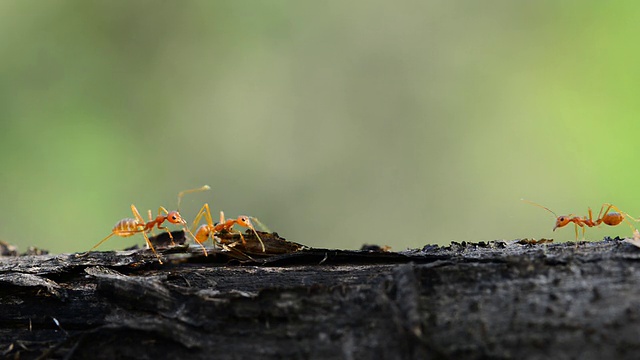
<box><xmin>1</xmin><ymin>1</ymin><xmax>640</xmax><ymax>254</ymax></box>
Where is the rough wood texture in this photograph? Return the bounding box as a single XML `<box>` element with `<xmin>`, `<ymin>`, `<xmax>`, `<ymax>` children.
<box><xmin>2</xmin><ymin>232</ymin><xmax>640</xmax><ymax>359</ymax></box>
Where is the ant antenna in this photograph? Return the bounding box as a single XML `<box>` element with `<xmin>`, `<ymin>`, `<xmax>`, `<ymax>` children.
<box><xmin>521</xmin><ymin>199</ymin><xmax>559</xmax><ymax>218</ymax></box>
<box><xmin>177</xmin><ymin>185</ymin><xmax>211</xmax><ymax>211</ymax></box>
<box><xmin>250</xmin><ymin>216</ymin><xmax>271</xmax><ymax>233</ymax></box>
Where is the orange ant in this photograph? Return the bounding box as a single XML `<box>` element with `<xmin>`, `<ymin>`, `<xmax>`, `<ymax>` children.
<box><xmin>522</xmin><ymin>199</ymin><xmax>639</xmax><ymax>242</ymax></box>
<box><xmin>80</xmin><ymin>185</ymin><xmax>211</xmax><ymax>263</ymax></box>
<box><xmin>191</xmin><ymin>204</ymin><xmax>265</xmax><ymax>254</ymax></box>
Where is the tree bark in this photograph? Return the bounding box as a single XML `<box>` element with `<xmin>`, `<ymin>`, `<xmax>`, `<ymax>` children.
<box><xmin>1</xmin><ymin>232</ymin><xmax>639</xmax><ymax>359</ymax></box>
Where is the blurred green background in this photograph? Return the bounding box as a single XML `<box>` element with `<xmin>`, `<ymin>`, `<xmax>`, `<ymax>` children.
<box><xmin>1</xmin><ymin>1</ymin><xmax>640</xmax><ymax>254</ymax></box>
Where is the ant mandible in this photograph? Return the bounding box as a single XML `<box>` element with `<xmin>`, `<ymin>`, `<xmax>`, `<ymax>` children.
<box><xmin>191</xmin><ymin>203</ymin><xmax>265</xmax><ymax>254</ymax></box>
<box><xmin>80</xmin><ymin>185</ymin><xmax>211</xmax><ymax>263</ymax></box>
<box><xmin>523</xmin><ymin>199</ymin><xmax>639</xmax><ymax>242</ymax></box>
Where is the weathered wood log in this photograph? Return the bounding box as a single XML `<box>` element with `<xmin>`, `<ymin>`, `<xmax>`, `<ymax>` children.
<box><xmin>2</xmin><ymin>232</ymin><xmax>640</xmax><ymax>359</ymax></box>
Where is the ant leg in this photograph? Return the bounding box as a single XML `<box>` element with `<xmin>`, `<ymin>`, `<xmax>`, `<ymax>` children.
<box><xmin>238</xmin><ymin>231</ymin><xmax>247</xmax><ymax>245</ymax></box>
<box><xmin>587</xmin><ymin>207</ymin><xmax>595</xmax><ymax>226</ymax></box>
<box><xmin>192</xmin><ymin>204</ymin><xmax>214</xmax><ymax>234</ymax></box>
<box><xmin>623</xmin><ymin>212</ymin><xmax>640</xmax><ymax>222</ymax></box>
<box><xmin>232</xmin><ymin>214</ymin><xmax>265</xmax><ymax>252</ymax></box>
<box><xmin>595</xmin><ymin>204</ymin><xmax>613</xmax><ymax>226</ymax></box>
<box><xmin>218</xmin><ymin>212</ymin><xmax>247</xmax><ymax>245</ymax></box>
<box><xmin>605</xmin><ymin>203</ymin><xmax>640</xmax><ymax>222</ymax></box>
<box><xmin>223</xmin><ymin>225</ymin><xmax>248</xmax><ymax>245</ymax></box>
<box><xmin>78</xmin><ymin>232</ymin><xmax>116</xmax><ymax>256</ymax></box>
<box><xmin>190</xmin><ymin>204</ymin><xmax>215</xmax><ymax>252</ymax></box>
<box><xmin>611</xmin><ymin>205</ymin><xmax>640</xmax><ymax>236</ymax></box>
<box><xmin>573</xmin><ymin>223</ymin><xmax>587</xmax><ymax>248</ymax></box>
<box><xmin>165</xmin><ymin>232</ymin><xmax>175</xmax><ymax>245</ymax></box>
<box><xmin>177</xmin><ymin>221</ymin><xmax>207</xmax><ymax>255</ymax></box>
<box><xmin>132</xmin><ymin>204</ymin><xmax>154</xmax><ymax>236</ymax></box>
<box><xmin>197</xmin><ymin>241</ymin><xmax>208</xmax><ymax>256</ymax></box>
<box><xmin>186</xmin><ymin>222</ymin><xmax>210</xmax><ymax>256</ymax></box>
<box><xmin>131</xmin><ymin>205</ymin><xmax>145</xmax><ymax>224</ymax></box>
<box><xmin>155</xmin><ymin>225</ymin><xmax>176</xmax><ymax>246</ymax></box>
<box><xmin>190</xmin><ymin>227</ymin><xmax>208</xmax><ymax>256</ymax></box>
<box><xmin>203</xmin><ymin>204</ymin><xmax>214</xmax><ymax>228</ymax></box>
<box><xmin>155</xmin><ymin>206</ymin><xmax>177</xmax><ymax>244</ymax></box>
<box><xmin>600</xmin><ymin>204</ymin><xmax>639</xmax><ymax>234</ymax></box>
<box><xmin>141</xmin><ymin>231</ymin><xmax>163</xmax><ymax>264</ymax></box>
<box><xmin>146</xmin><ymin>209</ymin><xmax>158</xmax><ymax>237</ymax></box>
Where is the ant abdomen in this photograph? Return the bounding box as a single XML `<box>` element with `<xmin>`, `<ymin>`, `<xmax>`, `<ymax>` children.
<box><xmin>600</xmin><ymin>212</ymin><xmax>624</xmax><ymax>226</ymax></box>
<box><xmin>112</xmin><ymin>218</ymin><xmax>145</xmax><ymax>237</ymax></box>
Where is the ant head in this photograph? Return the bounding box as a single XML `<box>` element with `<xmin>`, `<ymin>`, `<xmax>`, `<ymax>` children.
<box><xmin>236</xmin><ymin>215</ymin><xmax>254</xmax><ymax>228</ymax></box>
<box><xmin>166</xmin><ymin>211</ymin><xmax>186</xmax><ymax>225</ymax></box>
<box><xmin>553</xmin><ymin>215</ymin><xmax>573</xmax><ymax>231</ymax></box>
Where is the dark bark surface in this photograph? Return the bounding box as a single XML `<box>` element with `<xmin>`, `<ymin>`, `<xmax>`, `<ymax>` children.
<box><xmin>2</xmin><ymin>231</ymin><xmax>640</xmax><ymax>359</ymax></box>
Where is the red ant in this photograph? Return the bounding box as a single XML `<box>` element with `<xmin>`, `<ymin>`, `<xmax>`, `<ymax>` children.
<box><xmin>191</xmin><ymin>204</ymin><xmax>265</xmax><ymax>254</ymax></box>
<box><xmin>80</xmin><ymin>185</ymin><xmax>211</xmax><ymax>263</ymax></box>
<box><xmin>523</xmin><ymin>199</ymin><xmax>639</xmax><ymax>242</ymax></box>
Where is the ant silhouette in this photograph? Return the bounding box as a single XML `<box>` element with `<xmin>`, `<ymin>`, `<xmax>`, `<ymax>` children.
<box><xmin>191</xmin><ymin>203</ymin><xmax>265</xmax><ymax>255</ymax></box>
<box><xmin>80</xmin><ymin>185</ymin><xmax>210</xmax><ymax>263</ymax></box>
<box><xmin>523</xmin><ymin>199</ymin><xmax>639</xmax><ymax>243</ymax></box>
